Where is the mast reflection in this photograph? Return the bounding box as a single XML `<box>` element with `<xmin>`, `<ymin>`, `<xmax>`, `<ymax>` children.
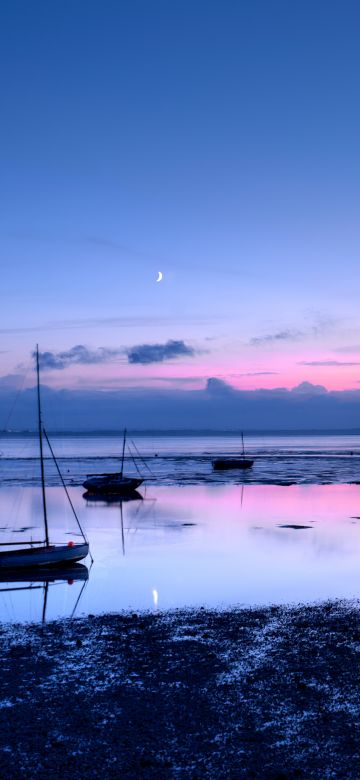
<box><xmin>82</xmin><ymin>489</ymin><xmax>146</xmax><ymax>557</ymax></box>
<box><xmin>0</xmin><ymin>563</ymin><xmax>89</xmax><ymax>623</ymax></box>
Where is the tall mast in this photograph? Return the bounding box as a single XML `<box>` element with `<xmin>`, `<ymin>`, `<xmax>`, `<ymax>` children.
<box><xmin>120</xmin><ymin>428</ymin><xmax>126</xmax><ymax>475</ymax></box>
<box><xmin>241</xmin><ymin>431</ymin><xmax>245</xmax><ymax>457</ymax></box>
<box><xmin>36</xmin><ymin>345</ymin><xmax>49</xmax><ymax>546</ymax></box>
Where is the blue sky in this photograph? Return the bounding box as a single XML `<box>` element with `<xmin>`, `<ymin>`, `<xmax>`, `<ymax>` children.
<box><xmin>1</xmin><ymin>0</ymin><xmax>360</xmax><ymax>394</ymax></box>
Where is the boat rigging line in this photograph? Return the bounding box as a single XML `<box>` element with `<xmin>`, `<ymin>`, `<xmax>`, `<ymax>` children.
<box><xmin>42</xmin><ymin>428</ymin><xmax>94</xmax><ymax>564</ymax></box>
<box><xmin>129</xmin><ymin>438</ymin><xmax>156</xmax><ymax>478</ymax></box>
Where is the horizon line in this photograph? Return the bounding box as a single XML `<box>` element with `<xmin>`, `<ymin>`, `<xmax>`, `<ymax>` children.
<box><xmin>2</xmin><ymin>428</ymin><xmax>360</xmax><ymax>436</ymax></box>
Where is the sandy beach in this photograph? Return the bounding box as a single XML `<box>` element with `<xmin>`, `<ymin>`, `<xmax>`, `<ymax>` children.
<box><xmin>1</xmin><ymin>601</ymin><xmax>359</xmax><ymax>779</ymax></box>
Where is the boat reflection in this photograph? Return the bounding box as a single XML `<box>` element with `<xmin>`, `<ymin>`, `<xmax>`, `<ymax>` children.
<box><xmin>82</xmin><ymin>490</ymin><xmax>143</xmax><ymax>504</ymax></box>
<box><xmin>0</xmin><ymin>563</ymin><xmax>89</xmax><ymax>622</ymax></box>
<box><xmin>0</xmin><ymin>562</ymin><xmax>89</xmax><ymax>584</ymax></box>
<box><xmin>83</xmin><ymin>491</ymin><xmax>152</xmax><ymax>557</ymax></box>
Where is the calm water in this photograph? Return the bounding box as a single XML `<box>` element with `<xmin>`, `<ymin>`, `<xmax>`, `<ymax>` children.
<box><xmin>1</xmin><ymin>431</ymin><xmax>360</xmax><ymax>486</ymax></box>
<box><xmin>1</xmin><ymin>484</ymin><xmax>360</xmax><ymax>622</ymax></box>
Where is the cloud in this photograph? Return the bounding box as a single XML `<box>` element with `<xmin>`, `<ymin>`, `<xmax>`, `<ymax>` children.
<box><xmin>85</xmin><ymin>235</ymin><xmax>252</xmax><ymax>279</ymax></box>
<box><xmin>31</xmin><ymin>339</ymin><xmax>200</xmax><ymax>371</ymax></box>
<box><xmin>291</xmin><ymin>381</ymin><xmax>327</xmax><ymax>395</ymax></box>
<box><xmin>230</xmin><ymin>371</ymin><xmax>278</xmax><ymax>377</ymax></box>
<box><xmin>250</xmin><ymin>329</ymin><xmax>303</xmax><ymax>346</ymax></box>
<box><xmin>2</xmin><ymin>378</ymin><xmax>360</xmax><ymax>431</ymax></box>
<box><xmin>85</xmin><ymin>235</ymin><xmax>145</xmax><ymax>256</ymax></box>
<box><xmin>306</xmin><ymin>311</ymin><xmax>337</xmax><ymax>335</ymax></box>
<box><xmin>127</xmin><ymin>340</ymin><xmax>196</xmax><ymax>365</ymax></box>
<box><xmin>0</xmin><ymin>314</ymin><xmax>222</xmax><ymax>334</ymax></box>
<box><xmin>74</xmin><ymin>374</ymin><xmax>204</xmax><ymax>389</ymax></box>
<box><xmin>334</xmin><ymin>346</ymin><xmax>360</xmax><ymax>354</ymax></box>
<box><xmin>36</xmin><ymin>345</ymin><xmax>123</xmax><ymax>371</ymax></box>
<box><xmin>0</xmin><ymin>373</ymin><xmax>26</xmax><ymax>390</ymax></box>
<box><xmin>206</xmin><ymin>378</ymin><xmax>236</xmax><ymax>396</ymax></box>
<box><xmin>298</xmin><ymin>360</ymin><xmax>360</xmax><ymax>367</ymax></box>
<box><xmin>206</xmin><ymin>378</ymin><xmax>329</xmax><ymax>398</ymax></box>
<box><xmin>249</xmin><ymin>314</ymin><xmax>337</xmax><ymax>348</ymax></box>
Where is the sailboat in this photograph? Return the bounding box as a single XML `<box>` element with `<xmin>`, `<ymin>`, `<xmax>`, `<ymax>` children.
<box><xmin>212</xmin><ymin>432</ymin><xmax>254</xmax><ymax>471</ymax></box>
<box><xmin>83</xmin><ymin>428</ymin><xmax>144</xmax><ymax>495</ymax></box>
<box><xmin>0</xmin><ymin>347</ymin><xmax>90</xmax><ymax>569</ymax></box>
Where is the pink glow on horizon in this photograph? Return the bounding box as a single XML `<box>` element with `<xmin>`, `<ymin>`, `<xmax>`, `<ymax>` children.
<box><xmin>40</xmin><ymin>356</ymin><xmax>360</xmax><ymax>392</ymax></box>
<box><xmin>5</xmin><ymin>345</ymin><xmax>360</xmax><ymax>393</ymax></box>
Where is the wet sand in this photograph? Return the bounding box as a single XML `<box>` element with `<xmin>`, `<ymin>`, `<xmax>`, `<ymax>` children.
<box><xmin>0</xmin><ymin>601</ymin><xmax>359</xmax><ymax>779</ymax></box>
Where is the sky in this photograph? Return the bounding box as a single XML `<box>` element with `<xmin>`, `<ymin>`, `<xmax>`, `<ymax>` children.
<box><xmin>1</xmin><ymin>0</ymin><xmax>360</xmax><ymax>417</ymax></box>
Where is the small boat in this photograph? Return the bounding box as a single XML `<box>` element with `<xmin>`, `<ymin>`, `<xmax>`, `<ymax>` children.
<box><xmin>213</xmin><ymin>432</ymin><xmax>254</xmax><ymax>471</ymax></box>
<box><xmin>0</xmin><ymin>346</ymin><xmax>90</xmax><ymax>570</ymax></box>
<box><xmin>0</xmin><ymin>542</ymin><xmax>89</xmax><ymax>569</ymax></box>
<box><xmin>83</xmin><ymin>429</ymin><xmax>144</xmax><ymax>495</ymax></box>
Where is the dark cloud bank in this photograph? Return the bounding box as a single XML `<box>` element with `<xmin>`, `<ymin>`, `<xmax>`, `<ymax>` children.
<box><xmin>36</xmin><ymin>341</ymin><xmax>197</xmax><ymax>370</ymax></box>
<box><xmin>1</xmin><ymin>377</ymin><xmax>360</xmax><ymax>431</ymax></box>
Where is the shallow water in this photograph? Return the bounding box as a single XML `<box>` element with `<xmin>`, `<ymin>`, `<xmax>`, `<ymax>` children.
<box><xmin>1</xmin><ymin>484</ymin><xmax>360</xmax><ymax>622</ymax></box>
<box><xmin>1</xmin><ymin>431</ymin><xmax>360</xmax><ymax>486</ymax></box>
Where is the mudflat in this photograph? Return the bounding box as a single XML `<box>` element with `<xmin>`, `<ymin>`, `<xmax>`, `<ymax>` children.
<box><xmin>0</xmin><ymin>602</ymin><xmax>359</xmax><ymax>779</ymax></box>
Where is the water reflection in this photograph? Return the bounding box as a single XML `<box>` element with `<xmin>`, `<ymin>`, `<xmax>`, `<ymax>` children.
<box><xmin>0</xmin><ymin>564</ymin><xmax>89</xmax><ymax>623</ymax></box>
<box><xmin>1</xmin><ymin>484</ymin><xmax>360</xmax><ymax>621</ymax></box>
<box><xmin>83</xmin><ymin>491</ymin><xmax>149</xmax><ymax>556</ymax></box>
<box><xmin>82</xmin><ymin>489</ymin><xmax>143</xmax><ymax>504</ymax></box>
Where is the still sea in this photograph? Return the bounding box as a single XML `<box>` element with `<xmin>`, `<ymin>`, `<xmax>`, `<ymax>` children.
<box><xmin>1</xmin><ymin>432</ymin><xmax>360</xmax><ymax>622</ymax></box>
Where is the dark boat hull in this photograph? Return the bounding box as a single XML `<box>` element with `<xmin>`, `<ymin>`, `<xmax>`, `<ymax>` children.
<box><xmin>213</xmin><ymin>458</ymin><xmax>254</xmax><ymax>471</ymax></box>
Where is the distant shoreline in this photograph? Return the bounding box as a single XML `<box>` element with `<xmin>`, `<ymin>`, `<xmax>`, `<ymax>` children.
<box><xmin>2</xmin><ymin>428</ymin><xmax>360</xmax><ymax>436</ymax></box>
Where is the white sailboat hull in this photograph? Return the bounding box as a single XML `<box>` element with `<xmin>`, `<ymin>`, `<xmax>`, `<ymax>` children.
<box><xmin>0</xmin><ymin>542</ymin><xmax>89</xmax><ymax>569</ymax></box>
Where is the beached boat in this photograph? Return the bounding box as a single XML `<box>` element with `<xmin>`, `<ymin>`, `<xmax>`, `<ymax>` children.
<box><xmin>83</xmin><ymin>429</ymin><xmax>144</xmax><ymax>495</ymax></box>
<box><xmin>0</xmin><ymin>347</ymin><xmax>90</xmax><ymax>569</ymax></box>
<box><xmin>213</xmin><ymin>433</ymin><xmax>254</xmax><ymax>471</ymax></box>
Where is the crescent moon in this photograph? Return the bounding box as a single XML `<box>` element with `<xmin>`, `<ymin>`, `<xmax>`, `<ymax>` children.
<box><xmin>156</xmin><ymin>271</ymin><xmax>163</xmax><ymax>282</ymax></box>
